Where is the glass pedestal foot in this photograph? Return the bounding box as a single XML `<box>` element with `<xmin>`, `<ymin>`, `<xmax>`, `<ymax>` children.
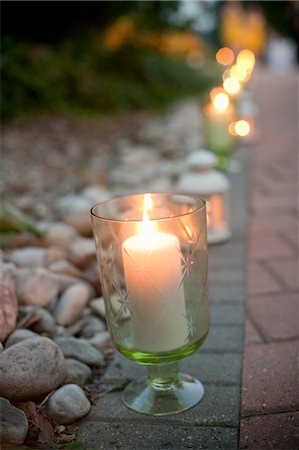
<box><xmin>122</xmin><ymin>363</ymin><xmax>204</xmax><ymax>416</ymax></box>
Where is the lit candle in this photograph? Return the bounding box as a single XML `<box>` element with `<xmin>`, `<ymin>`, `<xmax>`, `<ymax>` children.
<box><xmin>203</xmin><ymin>91</ymin><xmax>235</xmax><ymax>167</ymax></box>
<box><xmin>122</xmin><ymin>194</ymin><xmax>187</xmax><ymax>352</ymax></box>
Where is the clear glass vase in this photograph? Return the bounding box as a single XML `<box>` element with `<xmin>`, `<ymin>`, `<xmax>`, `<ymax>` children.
<box><xmin>91</xmin><ymin>193</ymin><xmax>209</xmax><ymax>415</ymax></box>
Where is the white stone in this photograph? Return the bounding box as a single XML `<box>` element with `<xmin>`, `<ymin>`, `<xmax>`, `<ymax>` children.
<box><xmin>48</xmin><ymin>260</ymin><xmax>81</xmax><ymax>278</ymax></box>
<box><xmin>63</xmin><ymin>212</ymin><xmax>92</xmax><ymax>237</ymax></box>
<box><xmin>57</xmin><ymin>195</ymin><xmax>91</xmax><ymax>215</ymax></box>
<box><xmin>90</xmin><ymin>297</ymin><xmax>106</xmax><ymax>319</ymax></box>
<box><xmin>45</xmin><ymin>223</ymin><xmax>78</xmax><ymax>247</ymax></box>
<box><xmin>55</xmin><ymin>283</ymin><xmax>91</xmax><ymax>326</ymax></box>
<box><xmin>0</xmin><ymin>337</ymin><xmax>66</xmax><ymax>402</ymax></box>
<box><xmin>69</xmin><ymin>237</ymin><xmax>96</xmax><ymax>269</ymax></box>
<box><xmin>0</xmin><ymin>397</ymin><xmax>29</xmax><ymax>445</ymax></box>
<box><xmin>79</xmin><ymin>316</ymin><xmax>106</xmax><ymax>338</ymax></box>
<box><xmin>5</xmin><ymin>329</ymin><xmax>39</xmax><ymax>348</ymax></box>
<box><xmin>52</xmin><ymin>272</ymin><xmax>84</xmax><ymax>294</ymax></box>
<box><xmin>146</xmin><ymin>177</ymin><xmax>173</xmax><ymax>192</ymax></box>
<box><xmin>55</xmin><ymin>337</ymin><xmax>104</xmax><ymax>367</ymax></box>
<box><xmin>30</xmin><ymin>308</ymin><xmax>57</xmax><ymax>337</ymax></box>
<box><xmin>9</xmin><ymin>246</ymin><xmax>66</xmax><ymax>268</ymax></box>
<box><xmin>82</xmin><ymin>186</ymin><xmax>111</xmax><ymax>206</ymax></box>
<box><xmin>65</xmin><ymin>358</ymin><xmax>92</xmax><ymax>385</ymax></box>
<box><xmin>16</xmin><ymin>268</ymin><xmax>59</xmax><ymax>307</ymax></box>
<box><xmin>0</xmin><ymin>281</ymin><xmax>18</xmax><ymax>342</ymax></box>
<box><xmin>64</xmin><ymin>317</ymin><xmax>88</xmax><ymax>337</ymax></box>
<box><xmin>47</xmin><ymin>384</ymin><xmax>91</xmax><ymax>425</ymax></box>
<box><xmin>9</xmin><ymin>247</ymin><xmax>47</xmax><ymax>267</ymax></box>
<box><xmin>84</xmin><ymin>331</ymin><xmax>110</xmax><ymax>350</ymax></box>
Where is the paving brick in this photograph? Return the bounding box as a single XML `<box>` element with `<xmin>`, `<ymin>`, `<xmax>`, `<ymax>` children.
<box><xmin>242</xmin><ymin>341</ymin><xmax>299</xmax><ymax>415</ymax></box>
<box><xmin>80</xmin><ymin>383</ymin><xmax>240</xmax><ymax>427</ymax></box>
<box><xmin>201</xmin><ymin>325</ymin><xmax>243</xmax><ymax>353</ymax></box>
<box><xmin>252</xmin><ymin>195</ymin><xmax>297</xmax><ymax>214</ymax></box>
<box><xmin>280</xmin><ymin>229</ymin><xmax>299</xmax><ymax>251</ymax></box>
<box><xmin>247</xmin><ymin>262</ymin><xmax>282</xmax><ymax>296</ymax></box>
<box><xmin>184</xmin><ymin>352</ymin><xmax>242</xmax><ymax>386</ymax></box>
<box><xmin>244</xmin><ymin>319</ymin><xmax>263</xmax><ymax>345</ymax></box>
<box><xmin>249</xmin><ymin>234</ymin><xmax>295</xmax><ymax>260</ymax></box>
<box><xmin>250</xmin><ymin>213</ymin><xmax>297</xmax><ymax>235</ymax></box>
<box><xmin>209</xmin><ymin>266</ymin><xmax>245</xmax><ymax>285</ymax></box>
<box><xmin>240</xmin><ymin>411</ymin><xmax>299</xmax><ymax>449</ymax></box>
<box><xmin>265</xmin><ymin>258</ymin><xmax>299</xmax><ymax>291</ymax></box>
<box><xmin>104</xmin><ymin>351</ymin><xmax>242</xmax><ymax>386</ymax></box>
<box><xmin>209</xmin><ymin>283</ymin><xmax>245</xmax><ymax>303</ymax></box>
<box><xmin>252</xmin><ymin>185</ymin><xmax>298</xmax><ymax>202</ymax></box>
<box><xmin>210</xmin><ymin>303</ymin><xmax>244</xmax><ymax>326</ymax></box>
<box><xmin>209</xmin><ymin>242</ymin><xmax>246</xmax><ymax>266</ymax></box>
<box><xmin>72</xmin><ymin>421</ymin><xmax>238</xmax><ymax>450</ymax></box>
<box><xmin>247</xmin><ymin>292</ymin><xmax>299</xmax><ymax>342</ymax></box>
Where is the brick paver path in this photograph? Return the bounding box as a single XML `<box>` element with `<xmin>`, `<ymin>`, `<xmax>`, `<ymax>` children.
<box><xmin>240</xmin><ymin>69</ymin><xmax>299</xmax><ymax>449</ymax></box>
<box><xmin>71</xmin><ymin>71</ymin><xmax>298</xmax><ymax>449</ymax></box>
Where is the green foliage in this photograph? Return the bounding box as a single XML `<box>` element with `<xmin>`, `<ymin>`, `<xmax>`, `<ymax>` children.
<box><xmin>1</xmin><ymin>32</ymin><xmax>218</xmax><ymax>122</ymax></box>
<box><xmin>0</xmin><ymin>201</ymin><xmax>45</xmax><ymax>236</ymax></box>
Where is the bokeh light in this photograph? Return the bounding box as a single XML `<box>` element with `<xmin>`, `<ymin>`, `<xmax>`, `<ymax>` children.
<box><xmin>216</xmin><ymin>47</ymin><xmax>235</xmax><ymax>65</ymax></box>
<box><xmin>230</xmin><ymin>64</ymin><xmax>249</xmax><ymax>82</ymax></box>
<box><xmin>223</xmin><ymin>77</ymin><xmax>241</xmax><ymax>95</ymax></box>
<box><xmin>236</xmin><ymin>49</ymin><xmax>256</xmax><ymax>72</ymax></box>
<box><xmin>213</xmin><ymin>92</ymin><xmax>230</xmax><ymax>112</ymax></box>
<box><xmin>222</xmin><ymin>69</ymin><xmax>231</xmax><ymax>81</ymax></box>
<box><xmin>229</xmin><ymin>120</ymin><xmax>251</xmax><ymax>136</ymax></box>
<box><xmin>210</xmin><ymin>87</ymin><xmax>225</xmax><ymax>102</ymax></box>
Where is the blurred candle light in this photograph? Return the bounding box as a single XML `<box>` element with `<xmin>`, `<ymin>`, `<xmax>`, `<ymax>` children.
<box><xmin>210</xmin><ymin>87</ymin><xmax>225</xmax><ymax>102</ymax></box>
<box><xmin>177</xmin><ymin>150</ymin><xmax>231</xmax><ymax>244</ymax></box>
<box><xmin>229</xmin><ymin>120</ymin><xmax>251</xmax><ymax>137</ymax></box>
<box><xmin>230</xmin><ymin>64</ymin><xmax>249</xmax><ymax>82</ymax></box>
<box><xmin>203</xmin><ymin>91</ymin><xmax>235</xmax><ymax>169</ymax></box>
<box><xmin>222</xmin><ymin>69</ymin><xmax>231</xmax><ymax>81</ymax></box>
<box><xmin>213</xmin><ymin>92</ymin><xmax>230</xmax><ymax>112</ymax></box>
<box><xmin>237</xmin><ymin>49</ymin><xmax>256</xmax><ymax>70</ymax></box>
<box><xmin>235</xmin><ymin>119</ymin><xmax>250</xmax><ymax>136</ymax></box>
<box><xmin>216</xmin><ymin>47</ymin><xmax>235</xmax><ymax>65</ymax></box>
<box><xmin>223</xmin><ymin>77</ymin><xmax>241</xmax><ymax>95</ymax></box>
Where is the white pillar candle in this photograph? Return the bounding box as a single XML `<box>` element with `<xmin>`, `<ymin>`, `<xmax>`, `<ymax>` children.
<box><xmin>122</xmin><ymin>198</ymin><xmax>188</xmax><ymax>352</ymax></box>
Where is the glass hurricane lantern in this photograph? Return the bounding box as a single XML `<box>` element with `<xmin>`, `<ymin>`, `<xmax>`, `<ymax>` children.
<box><xmin>91</xmin><ymin>193</ymin><xmax>209</xmax><ymax>416</ymax></box>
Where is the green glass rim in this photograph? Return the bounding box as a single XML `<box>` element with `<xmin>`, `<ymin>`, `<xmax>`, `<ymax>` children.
<box><xmin>90</xmin><ymin>192</ymin><xmax>206</xmax><ymax>223</ymax></box>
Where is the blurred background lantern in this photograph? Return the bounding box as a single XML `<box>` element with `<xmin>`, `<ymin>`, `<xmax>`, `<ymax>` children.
<box><xmin>202</xmin><ymin>89</ymin><xmax>236</xmax><ymax>170</ymax></box>
<box><xmin>177</xmin><ymin>149</ymin><xmax>231</xmax><ymax>244</ymax></box>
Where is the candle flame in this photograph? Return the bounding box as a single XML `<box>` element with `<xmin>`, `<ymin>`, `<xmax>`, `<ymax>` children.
<box><xmin>140</xmin><ymin>193</ymin><xmax>156</xmax><ymax>235</ymax></box>
<box><xmin>143</xmin><ymin>193</ymin><xmax>153</xmax><ymax>221</ymax></box>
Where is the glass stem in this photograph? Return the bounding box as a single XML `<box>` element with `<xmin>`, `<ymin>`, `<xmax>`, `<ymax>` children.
<box><xmin>147</xmin><ymin>362</ymin><xmax>180</xmax><ymax>392</ymax></box>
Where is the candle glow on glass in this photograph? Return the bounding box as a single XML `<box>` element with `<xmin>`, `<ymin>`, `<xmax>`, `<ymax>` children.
<box><xmin>122</xmin><ymin>194</ymin><xmax>188</xmax><ymax>352</ymax></box>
